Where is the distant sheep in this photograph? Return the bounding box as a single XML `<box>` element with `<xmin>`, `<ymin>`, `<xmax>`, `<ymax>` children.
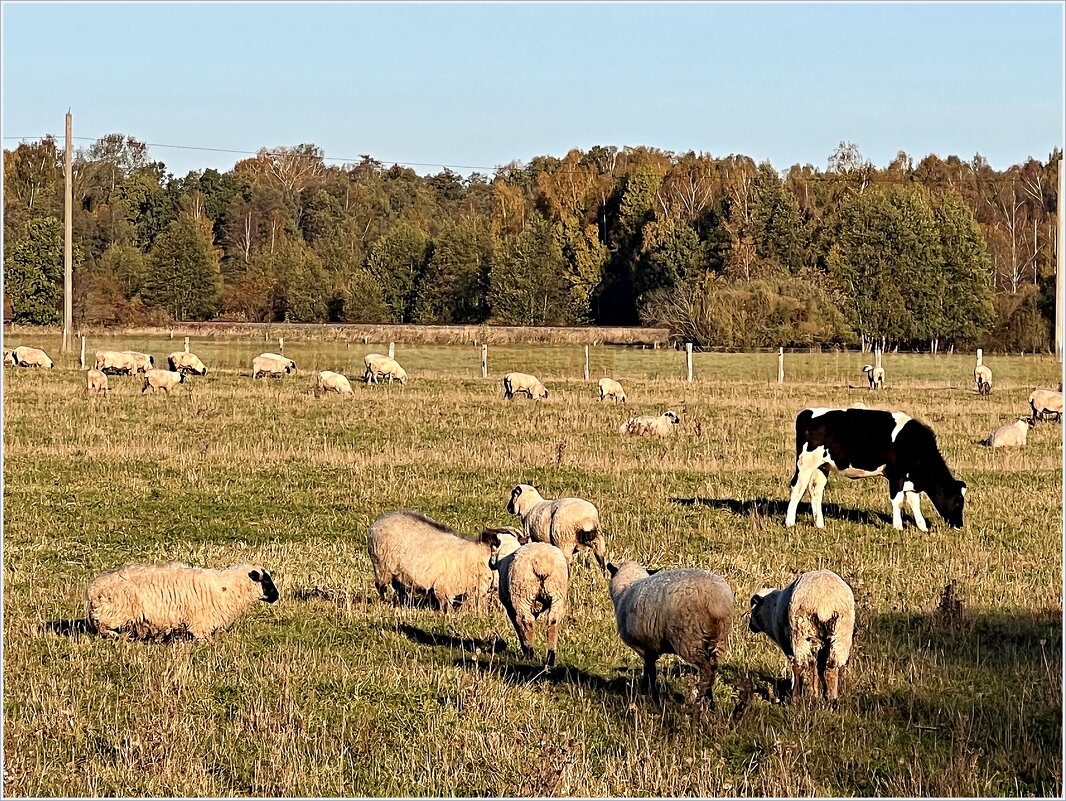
<box><xmin>167</xmin><ymin>351</ymin><xmax>207</xmax><ymax>376</ymax></box>
<box><xmin>503</xmin><ymin>371</ymin><xmax>548</xmax><ymax>400</ymax></box>
<box><xmin>122</xmin><ymin>351</ymin><xmax>155</xmax><ymax>374</ymax></box>
<box><xmin>974</xmin><ymin>365</ymin><xmax>992</xmax><ymax>395</ymax></box>
<box><xmin>982</xmin><ymin>417</ymin><xmax>1034</xmax><ymax>448</ymax></box>
<box><xmin>486</xmin><ymin>528</ymin><xmax>569</xmax><ymax>666</ymax></box>
<box><xmin>141</xmin><ymin>369</ymin><xmax>185</xmax><ymax>394</ymax></box>
<box><xmin>1029</xmin><ymin>388</ymin><xmax>1063</xmax><ymax>423</ymax></box>
<box><xmin>861</xmin><ymin>364</ymin><xmax>885</xmax><ymax>390</ymax></box>
<box><xmin>86</xmin><ymin>562</ymin><xmax>279</xmax><ymax>640</ymax></box>
<box><xmin>598</xmin><ymin>378</ymin><xmax>627</xmax><ymax>403</ymax></box>
<box><xmin>95</xmin><ymin>350</ymin><xmax>137</xmax><ymax>376</ymax></box>
<box><xmin>86</xmin><ymin>368</ymin><xmax>109</xmax><ymax>394</ymax></box>
<box><xmin>608</xmin><ymin>561</ymin><xmax>733</xmax><ymax>706</ymax></box>
<box><xmin>619</xmin><ymin>410</ymin><xmax>679</xmax><ymax>436</ymax></box>
<box><xmin>252</xmin><ymin>352</ymin><xmax>296</xmax><ymax>379</ymax></box>
<box><xmin>363</xmin><ymin>354</ymin><xmax>407</xmax><ymax>385</ymax></box>
<box><xmin>367</xmin><ymin>510</ymin><xmax>496</xmax><ymax>611</ymax></box>
<box><xmin>315</xmin><ymin>370</ymin><xmax>354</xmax><ymax>396</ymax></box>
<box><xmin>3</xmin><ymin>349</ymin><xmax>14</xmax><ymax>366</ymax></box>
<box><xmin>507</xmin><ymin>484</ymin><xmax>606</xmax><ymax>571</ymax></box>
<box><xmin>12</xmin><ymin>346</ymin><xmax>54</xmax><ymax>369</ymax></box>
<box><xmin>749</xmin><ymin>569</ymin><xmax>855</xmax><ymax>703</ymax></box>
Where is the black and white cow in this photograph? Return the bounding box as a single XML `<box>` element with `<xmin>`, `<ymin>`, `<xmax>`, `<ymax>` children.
<box><xmin>784</xmin><ymin>407</ymin><xmax>967</xmax><ymax>531</ymax></box>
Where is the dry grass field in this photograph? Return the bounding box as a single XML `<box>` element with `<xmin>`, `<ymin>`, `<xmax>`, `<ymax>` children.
<box><xmin>2</xmin><ymin>331</ymin><xmax>1062</xmax><ymax>797</ymax></box>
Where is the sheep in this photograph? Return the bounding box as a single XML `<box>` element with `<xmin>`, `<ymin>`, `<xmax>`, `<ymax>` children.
<box><xmin>983</xmin><ymin>417</ymin><xmax>1034</xmax><ymax>447</ymax></box>
<box><xmin>598</xmin><ymin>377</ymin><xmax>627</xmax><ymax>403</ymax></box>
<box><xmin>619</xmin><ymin>410</ymin><xmax>680</xmax><ymax>436</ymax></box>
<box><xmin>1029</xmin><ymin>388</ymin><xmax>1063</xmax><ymax>423</ymax></box>
<box><xmin>11</xmin><ymin>346</ymin><xmax>54</xmax><ymax>369</ymax></box>
<box><xmin>502</xmin><ymin>371</ymin><xmax>548</xmax><ymax>400</ymax></box>
<box><xmin>366</xmin><ymin>510</ymin><xmax>497</xmax><ymax>611</ymax></box>
<box><xmin>86</xmin><ymin>368</ymin><xmax>109</xmax><ymax>394</ymax></box>
<box><xmin>167</xmin><ymin>351</ymin><xmax>208</xmax><ymax>376</ymax></box>
<box><xmin>861</xmin><ymin>364</ymin><xmax>885</xmax><ymax>390</ymax></box>
<box><xmin>974</xmin><ymin>365</ymin><xmax>993</xmax><ymax>395</ymax></box>
<box><xmin>748</xmin><ymin>569</ymin><xmax>855</xmax><ymax>703</ymax></box>
<box><xmin>141</xmin><ymin>368</ymin><xmax>185</xmax><ymax>394</ymax></box>
<box><xmin>122</xmin><ymin>351</ymin><xmax>155</xmax><ymax>373</ymax></box>
<box><xmin>315</xmin><ymin>370</ymin><xmax>354</xmax><ymax>396</ymax></box>
<box><xmin>3</xmin><ymin>349</ymin><xmax>16</xmax><ymax>366</ymax></box>
<box><xmin>607</xmin><ymin>560</ymin><xmax>733</xmax><ymax>706</ymax></box>
<box><xmin>363</xmin><ymin>353</ymin><xmax>408</xmax><ymax>385</ymax></box>
<box><xmin>86</xmin><ymin>562</ymin><xmax>279</xmax><ymax>640</ymax></box>
<box><xmin>506</xmin><ymin>484</ymin><xmax>606</xmax><ymax>572</ymax></box>
<box><xmin>486</xmin><ymin>528</ymin><xmax>569</xmax><ymax>666</ymax></box>
<box><xmin>94</xmin><ymin>350</ymin><xmax>138</xmax><ymax>376</ymax></box>
<box><xmin>252</xmin><ymin>352</ymin><xmax>296</xmax><ymax>379</ymax></box>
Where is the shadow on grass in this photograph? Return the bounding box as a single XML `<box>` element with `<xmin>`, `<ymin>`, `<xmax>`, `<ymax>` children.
<box><xmin>397</xmin><ymin>623</ymin><xmax>508</xmax><ymax>654</ymax></box>
<box><xmin>671</xmin><ymin>496</ymin><xmax>893</xmax><ymax>526</ymax></box>
<box><xmin>43</xmin><ymin>619</ymin><xmax>93</xmax><ymax>637</ymax></box>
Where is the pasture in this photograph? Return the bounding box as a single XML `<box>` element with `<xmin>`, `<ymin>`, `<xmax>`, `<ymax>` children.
<box><xmin>2</xmin><ymin>332</ymin><xmax>1062</xmax><ymax>797</ymax></box>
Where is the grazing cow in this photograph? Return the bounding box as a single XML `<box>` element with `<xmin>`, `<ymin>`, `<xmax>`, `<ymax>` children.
<box><xmin>784</xmin><ymin>407</ymin><xmax>966</xmax><ymax>531</ymax></box>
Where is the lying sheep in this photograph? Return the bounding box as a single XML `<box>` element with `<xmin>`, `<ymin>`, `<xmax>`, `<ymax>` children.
<box><xmin>619</xmin><ymin>410</ymin><xmax>680</xmax><ymax>436</ymax></box>
<box><xmin>861</xmin><ymin>364</ymin><xmax>885</xmax><ymax>390</ymax></box>
<box><xmin>95</xmin><ymin>350</ymin><xmax>138</xmax><ymax>376</ymax></box>
<box><xmin>503</xmin><ymin>371</ymin><xmax>548</xmax><ymax>400</ymax></box>
<box><xmin>86</xmin><ymin>368</ymin><xmax>109</xmax><ymax>394</ymax></box>
<box><xmin>367</xmin><ymin>510</ymin><xmax>496</xmax><ymax>611</ymax></box>
<box><xmin>608</xmin><ymin>561</ymin><xmax>733</xmax><ymax>706</ymax></box>
<box><xmin>749</xmin><ymin>569</ymin><xmax>855</xmax><ymax>703</ymax></box>
<box><xmin>141</xmin><ymin>369</ymin><xmax>185</xmax><ymax>394</ymax></box>
<box><xmin>363</xmin><ymin>354</ymin><xmax>408</xmax><ymax>385</ymax></box>
<box><xmin>122</xmin><ymin>351</ymin><xmax>155</xmax><ymax>373</ymax></box>
<box><xmin>983</xmin><ymin>417</ymin><xmax>1034</xmax><ymax>447</ymax></box>
<box><xmin>167</xmin><ymin>351</ymin><xmax>208</xmax><ymax>376</ymax></box>
<box><xmin>315</xmin><ymin>370</ymin><xmax>354</xmax><ymax>396</ymax></box>
<box><xmin>507</xmin><ymin>484</ymin><xmax>606</xmax><ymax>571</ymax></box>
<box><xmin>974</xmin><ymin>365</ymin><xmax>992</xmax><ymax>395</ymax></box>
<box><xmin>1029</xmin><ymin>388</ymin><xmax>1063</xmax><ymax>423</ymax></box>
<box><xmin>252</xmin><ymin>352</ymin><xmax>296</xmax><ymax>379</ymax></box>
<box><xmin>12</xmin><ymin>346</ymin><xmax>54</xmax><ymax>369</ymax></box>
<box><xmin>486</xmin><ymin>528</ymin><xmax>569</xmax><ymax>666</ymax></box>
<box><xmin>598</xmin><ymin>377</ymin><xmax>627</xmax><ymax>403</ymax></box>
<box><xmin>86</xmin><ymin>562</ymin><xmax>279</xmax><ymax>640</ymax></box>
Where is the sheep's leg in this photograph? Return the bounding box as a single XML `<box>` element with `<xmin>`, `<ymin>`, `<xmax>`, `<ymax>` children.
<box><xmin>545</xmin><ymin>613</ymin><xmax>561</xmax><ymax>666</ymax></box>
<box><xmin>641</xmin><ymin>654</ymin><xmax>661</xmax><ymax>703</ymax></box>
<box><xmin>823</xmin><ymin>665</ymin><xmax>841</xmax><ymax>702</ymax></box>
<box><xmin>698</xmin><ymin>659</ymin><xmax>718</xmax><ymax>710</ymax></box>
<box><xmin>808</xmin><ymin>468</ymin><xmax>829</xmax><ymax>529</ymax></box>
<box><xmin>513</xmin><ymin>612</ymin><xmax>536</xmax><ymax>661</ymax></box>
<box><xmin>789</xmin><ymin>661</ymin><xmax>803</xmax><ymax>701</ymax></box>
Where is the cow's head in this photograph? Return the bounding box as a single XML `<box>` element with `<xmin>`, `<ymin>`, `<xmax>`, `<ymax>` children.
<box><xmin>931</xmin><ymin>480</ymin><xmax>966</xmax><ymax>528</ymax></box>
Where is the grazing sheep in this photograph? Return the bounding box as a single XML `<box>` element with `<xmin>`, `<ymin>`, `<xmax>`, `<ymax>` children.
<box><xmin>749</xmin><ymin>569</ymin><xmax>855</xmax><ymax>703</ymax></box>
<box><xmin>861</xmin><ymin>364</ymin><xmax>885</xmax><ymax>390</ymax></box>
<box><xmin>486</xmin><ymin>528</ymin><xmax>569</xmax><ymax>666</ymax></box>
<box><xmin>507</xmin><ymin>484</ymin><xmax>606</xmax><ymax>571</ymax></box>
<box><xmin>4</xmin><ymin>349</ymin><xmax>16</xmax><ymax>366</ymax></box>
<box><xmin>607</xmin><ymin>561</ymin><xmax>733</xmax><ymax>706</ymax></box>
<box><xmin>1029</xmin><ymin>388</ymin><xmax>1063</xmax><ymax>423</ymax></box>
<box><xmin>141</xmin><ymin>369</ymin><xmax>185</xmax><ymax>394</ymax></box>
<box><xmin>86</xmin><ymin>368</ymin><xmax>109</xmax><ymax>394</ymax></box>
<box><xmin>367</xmin><ymin>510</ymin><xmax>496</xmax><ymax>611</ymax></box>
<box><xmin>502</xmin><ymin>371</ymin><xmax>548</xmax><ymax>400</ymax></box>
<box><xmin>252</xmin><ymin>352</ymin><xmax>296</xmax><ymax>379</ymax></box>
<box><xmin>122</xmin><ymin>351</ymin><xmax>155</xmax><ymax>373</ymax></box>
<box><xmin>315</xmin><ymin>370</ymin><xmax>354</xmax><ymax>396</ymax></box>
<box><xmin>363</xmin><ymin>354</ymin><xmax>408</xmax><ymax>385</ymax></box>
<box><xmin>86</xmin><ymin>562</ymin><xmax>279</xmax><ymax>640</ymax></box>
<box><xmin>167</xmin><ymin>351</ymin><xmax>208</xmax><ymax>376</ymax></box>
<box><xmin>982</xmin><ymin>417</ymin><xmax>1034</xmax><ymax>447</ymax></box>
<box><xmin>12</xmin><ymin>346</ymin><xmax>55</xmax><ymax>369</ymax></box>
<box><xmin>598</xmin><ymin>378</ymin><xmax>627</xmax><ymax>403</ymax></box>
<box><xmin>94</xmin><ymin>350</ymin><xmax>138</xmax><ymax>376</ymax></box>
<box><xmin>974</xmin><ymin>365</ymin><xmax>993</xmax><ymax>395</ymax></box>
<box><xmin>619</xmin><ymin>410</ymin><xmax>680</xmax><ymax>436</ymax></box>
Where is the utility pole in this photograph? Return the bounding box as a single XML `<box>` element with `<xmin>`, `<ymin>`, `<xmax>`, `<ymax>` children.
<box><xmin>1057</xmin><ymin>157</ymin><xmax>1064</xmax><ymax>361</ymax></box>
<box><xmin>62</xmin><ymin>110</ymin><xmax>73</xmax><ymax>354</ymax></box>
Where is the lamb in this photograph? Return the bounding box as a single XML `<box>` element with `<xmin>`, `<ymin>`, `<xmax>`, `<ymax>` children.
<box><xmin>506</xmin><ymin>484</ymin><xmax>606</xmax><ymax>572</ymax></box>
<box><xmin>94</xmin><ymin>350</ymin><xmax>138</xmax><ymax>376</ymax></box>
<box><xmin>861</xmin><ymin>364</ymin><xmax>885</xmax><ymax>390</ymax></box>
<box><xmin>367</xmin><ymin>510</ymin><xmax>497</xmax><ymax>611</ymax></box>
<box><xmin>122</xmin><ymin>351</ymin><xmax>155</xmax><ymax>373</ymax></box>
<box><xmin>315</xmin><ymin>370</ymin><xmax>354</xmax><ymax>396</ymax></box>
<box><xmin>1029</xmin><ymin>388</ymin><xmax>1063</xmax><ymax>423</ymax></box>
<box><xmin>252</xmin><ymin>352</ymin><xmax>296</xmax><ymax>379</ymax></box>
<box><xmin>598</xmin><ymin>377</ymin><xmax>627</xmax><ymax>403</ymax></box>
<box><xmin>619</xmin><ymin>410</ymin><xmax>680</xmax><ymax>436</ymax></box>
<box><xmin>749</xmin><ymin>569</ymin><xmax>855</xmax><ymax>703</ymax></box>
<box><xmin>11</xmin><ymin>346</ymin><xmax>54</xmax><ymax>369</ymax></box>
<box><xmin>974</xmin><ymin>365</ymin><xmax>993</xmax><ymax>395</ymax></box>
<box><xmin>167</xmin><ymin>351</ymin><xmax>208</xmax><ymax>376</ymax></box>
<box><xmin>982</xmin><ymin>417</ymin><xmax>1034</xmax><ymax>447</ymax></box>
<box><xmin>141</xmin><ymin>368</ymin><xmax>185</xmax><ymax>394</ymax></box>
<box><xmin>86</xmin><ymin>368</ymin><xmax>109</xmax><ymax>394</ymax></box>
<box><xmin>85</xmin><ymin>562</ymin><xmax>279</xmax><ymax>640</ymax></box>
<box><xmin>502</xmin><ymin>371</ymin><xmax>548</xmax><ymax>400</ymax></box>
<box><xmin>486</xmin><ymin>528</ymin><xmax>569</xmax><ymax>666</ymax></box>
<box><xmin>363</xmin><ymin>354</ymin><xmax>408</xmax><ymax>385</ymax></box>
<box><xmin>607</xmin><ymin>561</ymin><xmax>733</xmax><ymax>706</ymax></box>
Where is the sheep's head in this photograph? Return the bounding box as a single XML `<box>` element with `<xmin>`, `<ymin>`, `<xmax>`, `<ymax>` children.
<box><xmin>481</xmin><ymin>527</ymin><xmax>526</xmax><ymax>569</ymax></box>
<box><xmin>663</xmin><ymin>410</ymin><xmax>680</xmax><ymax>425</ymax></box>
<box><xmin>861</xmin><ymin>365</ymin><xmax>874</xmax><ymax>374</ymax></box>
<box><xmin>507</xmin><ymin>484</ymin><xmax>542</xmax><ymax>516</ymax></box>
<box><xmin>606</xmin><ymin>560</ymin><xmax>653</xmax><ymax>600</ymax></box>
<box><xmin>748</xmin><ymin>588</ymin><xmax>777</xmax><ymax>633</ymax></box>
<box><xmin>396</xmin><ymin>368</ymin><xmax>408</xmax><ymax>384</ymax></box>
<box><xmin>1020</xmin><ymin>417</ymin><xmax>1036</xmax><ymax>429</ymax></box>
<box><xmin>246</xmin><ymin>566</ymin><xmax>280</xmax><ymax>604</ymax></box>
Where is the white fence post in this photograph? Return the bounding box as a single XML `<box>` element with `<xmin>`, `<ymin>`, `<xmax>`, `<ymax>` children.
<box><xmin>184</xmin><ymin>336</ymin><xmax>189</xmax><ymax>353</ymax></box>
<box><xmin>388</xmin><ymin>342</ymin><xmax>395</xmax><ymax>359</ymax></box>
<box><xmin>481</xmin><ymin>344</ymin><xmax>488</xmax><ymax>379</ymax></box>
<box><xmin>80</xmin><ymin>336</ymin><xmax>86</xmax><ymax>369</ymax></box>
<box><xmin>875</xmin><ymin>347</ymin><xmax>882</xmax><ymax>369</ymax></box>
<box><xmin>686</xmin><ymin>343</ymin><xmax>693</xmax><ymax>382</ymax></box>
<box><xmin>778</xmin><ymin>347</ymin><xmax>784</xmax><ymax>383</ymax></box>
<box><xmin>976</xmin><ymin>348</ymin><xmax>983</xmax><ymax>368</ymax></box>
<box><xmin>279</xmin><ymin>337</ymin><xmax>284</xmax><ymax>353</ymax></box>
<box><xmin>583</xmin><ymin>345</ymin><xmax>590</xmax><ymax>380</ymax></box>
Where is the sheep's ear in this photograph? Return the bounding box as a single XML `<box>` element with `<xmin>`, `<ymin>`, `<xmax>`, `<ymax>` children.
<box><xmin>248</xmin><ymin>569</ymin><xmax>262</xmax><ymax>582</ymax></box>
<box><xmin>606</xmin><ymin>563</ymin><xmax>618</xmax><ymax>577</ymax></box>
<box><xmin>479</xmin><ymin>527</ymin><xmax>503</xmax><ymax>546</ymax></box>
<box><xmin>515</xmin><ymin>529</ymin><xmax>530</xmax><ymax>545</ymax></box>
<box><xmin>646</xmin><ymin>567</ymin><xmax>662</xmax><ymax>576</ymax></box>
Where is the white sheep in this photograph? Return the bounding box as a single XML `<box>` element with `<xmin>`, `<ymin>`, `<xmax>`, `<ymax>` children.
<box><xmin>748</xmin><ymin>569</ymin><xmax>855</xmax><ymax>703</ymax></box>
<box><xmin>3</xmin><ymin>349</ymin><xmax>14</xmax><ymax>366</ymax></box>
<box><xmin>315</xmin><ymin>370</ymin><xmax>354</xmax><ymax>396</ymax></box>
<box><xmin>141</xmin><ymin>368</ymin><xmax>185</xmax><ymax>394</ymax></box>
<box><xmin>974</xmin><ymin>365</ymin><xmax>992</xmax><ymax>395</ymax></box>
<box><xmin>598</xmin><ymin>378</ymin><xmax>627</xmax><ymax>403</ymax></box>
<box><xmin>122</xmin><ymin>351</ymin><xmax>155</xmax><ymax>373</ymax></box>
<box><xmin>86</xmin><ymin>562</ymin><xmax>279</xmax><ymax>640</ymax></box>
<box><xmin>861</xmin><ymin>364</ymin><xmax>885</xmax><ymax>390</ymax></box>
<box><xmin>502</xmin><ymin>371</ymin><xmax>548</xmax><ymax>400</ymax></box>
<box><xmin>11</xmin><ymin>346</ymin><xmax>55</xmax><ymax>369</ymax></box>
<box><xmin>506</xmin><ymin>484</ymin><xmax>606</xmax><ymax>571</ymax></box>
<box><xmin>486</xmin><ymin>528</ymin><xmax>569</xmax><ymax>666</ymax></box>
<box><xmin>983</xmin><ymin>417</ymin><xmax>1034</xmax><ymax>447</ymax></box>
<box><xmin>95</xmin><ymin>350</ymin><xmax>137</xmax><ymax>376</ymax></box>
<box><xmin>367</xmin><ymin>510</ymin><xmax>496</xmax><ymax>611</ymax></box>
<box><xmin>363</xmin><ymin>353</ymin><xmax>408</xmax><ymax>385</ymax></box>
<box><xmin>607</xmin><ymin>560</ymin><xmax>733</xmax><ymax>706</ymax></box>
<box><xmin>252</xmin><ymin>352</ymin><xmax>297</xmax><ymax>379</ymax></box>
<box><xmin>86</xmin><ymin>368</ymin><xmax>109</xmax><ymax>394</ymax></box>
<box><xmin>167</xmin><ymin>351</ymin><xmax>208</xmax><ymax>376</ymax></box>
<box><xmin>619</xmin><ymin>410</ymin><xmax>680</xmax><ymax>436</ymax></box>
<box><xmin>1029</xmin><ymin>388</ymin><xmax>1063</xmax><ymax>423</ymax></box>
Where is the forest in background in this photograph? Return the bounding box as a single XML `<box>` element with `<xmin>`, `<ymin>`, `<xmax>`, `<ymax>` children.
<box><xmin>3</xmin><ymin>136</ymin><xmax>1060</xmax><ymax>351</ymax></box>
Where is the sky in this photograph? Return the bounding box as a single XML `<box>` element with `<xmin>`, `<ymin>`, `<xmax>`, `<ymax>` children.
<box><xmin>1</xmin><ymin>1</ymin><xmax>1063</xmax><ymax>179</ymax></box>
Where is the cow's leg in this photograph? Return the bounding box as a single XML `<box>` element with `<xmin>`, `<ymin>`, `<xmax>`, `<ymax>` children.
<box><xmin>808</xmin><ymin>467</ymin><xmax>829</xmax><ymax>528</ymax></box>
<box><xmin>786</xmin><ymin>444</ymin><xmax>823</xmax><ymax>527</ymax></box>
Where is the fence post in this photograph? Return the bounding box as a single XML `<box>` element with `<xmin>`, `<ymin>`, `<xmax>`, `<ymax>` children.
<box><xmin>80</xmin><ymin>336</ymin><xmax>86</xmax><ymax>369</ymax></box>
<box><xmin>481</xmin><ymin>344</ymin><xmax>488</xmax><ymax>379</ymax></box>
<box><xmin>686</xmin><ymin>343</ymin><xmax>693</xmax><ymax>382</ymax></box>
<box><xmin>875</xmin><ymin>347</ymin><xmax>882</xmax><ymax>369</ymax></box>
<box><xmin>583</xmin><ymin>345</ymin><xmax>590</xmax><ymax>380</ymax></box>
<box><xmin>778</xmin><ymin>347</ymin><xmax>784</xmax><ymax>383</ymax></box>
<box><xmin>388</xmin><ymin>342</ymin><xmax>395</xmax><ymax>359</ymax></box>
<box><xmin>184</xmin><ymin>336</ymin><xmax>189</xmax><ymax>353</ymax></box>
<box><xmin>279</xmin><ymin>337</ymin><xmax>284</xmax><ymax>353</ymax></box>
<box><xmin>976</xmin><ymin>348</ymin><xmax>983</xmax><ymax>369</ymax></box>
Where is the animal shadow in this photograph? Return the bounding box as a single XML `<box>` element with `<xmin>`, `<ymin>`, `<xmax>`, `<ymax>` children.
<box><xmin>671</xmin><ymin>497</ymin><xmax>893</xmax><ymax>526</ymax></box>
<box><xmin>43</xmin><ymin>619</ymin><xmax>93</xmax><ymax>637</ymax></box>
<box><xmin>397</xmin><ymin>623</ymin><xmax>508</xmax><ymax>654</ymax></box>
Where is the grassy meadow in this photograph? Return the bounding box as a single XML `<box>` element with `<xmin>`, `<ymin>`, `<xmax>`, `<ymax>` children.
<box><xmin>2</xmin><ymin>331</ymin><xmax>1063</xmax><ymax>797</ymax></box>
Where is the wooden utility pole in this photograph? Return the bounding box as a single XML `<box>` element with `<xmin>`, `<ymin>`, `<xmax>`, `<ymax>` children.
<box><xmin>62</xmin><ymin>110</ymin><xmax>73</xmax><ymax>354</ymax></box>
<box><xmin>1057</xmin><ymin>158</ymin><xmax>1064</xmax><ymax>360</ymax></box>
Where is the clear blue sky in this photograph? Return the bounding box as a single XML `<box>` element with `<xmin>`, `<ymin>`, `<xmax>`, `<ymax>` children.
<box><xmin>2</xmin><ymin>2</ymin><xmax>1063</xmax><ymax>178</ymax></box>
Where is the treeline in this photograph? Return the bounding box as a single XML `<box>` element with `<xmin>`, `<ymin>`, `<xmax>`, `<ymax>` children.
<box><xmin>3</xmin><ymin>136</ymin><xmax>1060</xmax><ymax>351</ymax></box>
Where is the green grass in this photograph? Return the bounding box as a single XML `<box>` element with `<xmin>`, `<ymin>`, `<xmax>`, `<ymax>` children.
<box><xmin>2</xmin><ymin>334</ymin><xmax>1062</xmax><ymax>797</ymax></box>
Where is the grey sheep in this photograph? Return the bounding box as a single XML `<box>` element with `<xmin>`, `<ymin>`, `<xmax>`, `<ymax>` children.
<box><xmin>507</xmin><ymin>484</ymin><xmax>606</xmax><ymax>571</ymax></box>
